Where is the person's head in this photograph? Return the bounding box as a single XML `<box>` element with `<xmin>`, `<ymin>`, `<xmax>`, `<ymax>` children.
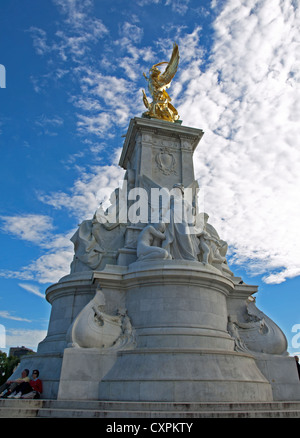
<box><xmin>295</xmin><ymin>356</ymin><xmax>299</xmax><ymax>363</ymax></box>
<box><xmin>155</xmin><ymin>222</ymin><xmax>165</xmax><ymax>233</ymax></box>
<box><xmin>22</xmin><ymin>369</ymin><xmax>29</xmax><ymax>377</ymax></box>
<box><xmin>32</xmin><ymin>369</ymin><xmax>39</xmax><ymax>378</ymax></box>
<box><xmin>150</xmin><ymin>65</ymin><xmax>162</xmax><ymax>77</ymax></box>
<box><xmin>198</xmin><ymin>212</ymin><xmax>209</xmax><ymax>224</ymax></box>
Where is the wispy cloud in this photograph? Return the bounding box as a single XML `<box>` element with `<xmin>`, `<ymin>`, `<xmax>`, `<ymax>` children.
<box><xmin>165</xmin><ymin>0</ymin><xmax>191</xmax><ymax>15</ymax></box>
<box><xmin>0</xmin><ymin>311</ymin><xmax>31</xmax><ymax>323</ymax></box>
<box><xmin>23</xmin><ymin>249</ymin><xmax>74</xmax><ymax>284</ymax></box>
<box><xmin>74</xmin><ymin>69</ymin><xmax>136</xmax><ymax>137</ymax></box>
<box><xmin>29</xmin><ymin>0</ymin><xmax>108</xmax><ymax>62</ymax></box>
<box><xmin>0</xmin><ymin>215</ymin><xmax>74</xmax><ymax>284</ymax></box>
<box><xmin>137</xmin><ymin>0</ymin><xmax>191</xmax><ymax>15</ymax></box>
<box><xmin>0</xmin><ymin>152</ymin><xmax>126</xmax><ymax>285</ymax></box>
<box><xmin>35</xmin><ymin>115</ymin><xmax>64</xmax><ymax>136</ymax></box>
<box><xmin>27</xmin><ymin>27</ymin><xmax>49</xmax><ymax>55</ymax></box>
<box><xmin>0</xmin><ymin>249</ymin><xmax>73</xmax><ymax>285</ymax></box>
<box><xmin>0</xmin><ymin>214</ymin><xmax>55</xmax><ymax>244</ymax></box>
<box><xmin>18</xmin><ymin>283</ymin><xmax>45</xmax><ymax>299</ymax></box>
<box><xmin>28</xmin><ymin>0</ymin><xmax>144</xmax><ymax>138</ymax></box>
<box><xmin>38</xmin><ymin>162</ymin><xmax>125</xmax><ymax>220</ymax></box>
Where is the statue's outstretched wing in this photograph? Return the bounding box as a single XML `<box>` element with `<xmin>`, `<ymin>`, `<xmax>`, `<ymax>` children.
<box><xmin>157</xmin><ymin>43</ymin><xmax>179</xmax><ymax>88</ymax></box>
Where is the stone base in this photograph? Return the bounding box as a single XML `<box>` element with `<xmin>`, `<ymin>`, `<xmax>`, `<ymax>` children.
<box><xmin>94</xmin><ymin>260</ymin><xmax>273</xmax><ymax>403</ymax></box>
<box><xmin>57</xmin><ymin>348</ymin><xmax>118</xmax><ymax>400</ymax></box>
<box><xmin>98</xmin><ymin>349</ymin><xmax>273</xmax><ymax>402</ymax></box>
<box><xmin>255</xmin><ymin>354</ymin><xmax>300</xmax><ymax>401</ymax></box>
<box><xmin>13</xmin><ymin>260</ymin><xmax>298</xmax><ymax>403</ymax></box>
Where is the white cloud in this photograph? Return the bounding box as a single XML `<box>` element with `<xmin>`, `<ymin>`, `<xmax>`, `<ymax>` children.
<box><xmin>0</xmin><ymin>155</ymin><xmax>127</xmax><ymax>285</ymax></box>
<box><xmin>5</xmin><ymin>329</ymin><xmax>47</xmax><ymax>351</ymax></box>
<box><xmin>165</xmin><ymin>0</ymin><xmax>191</xmax><ymax>15</ymax></box>
<box><xmin>0</xmin><ymin>311</ymin><xmax>31</xmax><ymax>323</ymax></box>
<box><xmin>35</xmin><ymin>114</ymin><xmax>64</xmax><ymax>136</ymax></box>
<box><xmin>29</xmin><ymin>0</ymin><xmax>109</xmax><ymax>99</ymax></box>
<box><xmin>0</xmin><ymin>155</ymin><xmax>125</xmax><ymax>286</ymax></box>
<box><xmin>119</xmin><ymin>22</ymin><xmax>144</xmax><ymax>45</ymax></box>
<box><xmin>35</xmin><ymin>115</ymin><xmax>64</xmax><ymax>128</ymax></box>
<box><xmin>75</xmin><ymin>69</ymin><xmax>136</xmax><ymax>136</ymax></box>
<box><xmin>56</xmin><ymin>2</ymin><xmax>108</xmax><ymax>56</ymax></box>
<box><xmin>137</xmin><ymin>0</ymin><xmax>191</xmax><ymax>15</ymax></box>
<box><xmin>39</xmin><ymin>163</ymin><xmax>125</xmax><ymax>220</ymax></box>
<box><xmin>28</xmin><ymin>27</ymin><xmax>49</xmax><ymax>55</ymax></box>
<box><xmin>0</xmin><ymin>215</ymin><xmax>74</xmax><ymax>284</ymax></box>
<box><xmin>0</xmin><ymin>215</ymin><xmax>55</xmax><ymax>244</ymax></box>
<box><xmin>51</xmin><ymin>0</ymin><xmax>108</xmax><ymax>61</ymax></box>
<box><xmin>0</xmin><ymin>250</ymin><xmax>73</xmax><ymax>285</ymax></box>
<box><xmin>18</xmin><ymin>283</ymin><xmax>45</xmax><ymax>299</ymax></box>
<box><xmin>29</xmin><ymin>2</ymin><xmax>149</xmax><ymax>138</ymax></box>
<box><xmin>177</xmin><ymin>0</ymin><xmax>300</xmax><ymax>283</ymax></box>
<box><xmin>23</xmin><ymin>250</ymin><xmax>74</xmax><ymax>284</ymax></box>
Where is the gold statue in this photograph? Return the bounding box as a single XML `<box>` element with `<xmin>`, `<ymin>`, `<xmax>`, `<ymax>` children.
<box><xmin>142</xmin><ymin>43</ymin><xmax>180</xmax><ymax>123</ymax></box>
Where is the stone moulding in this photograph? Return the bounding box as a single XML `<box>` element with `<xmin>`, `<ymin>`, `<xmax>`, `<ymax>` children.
<box><xmin>119</xmin><ymin>117</ymin><xmax>204</xmax><ymax>171</ymax></box>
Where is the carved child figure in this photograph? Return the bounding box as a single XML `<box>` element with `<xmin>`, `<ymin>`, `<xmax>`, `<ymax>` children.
<box><xmin>137</xmin><ymin>222</ymin><xmax>171</xmax><ymax>261</ymax></box>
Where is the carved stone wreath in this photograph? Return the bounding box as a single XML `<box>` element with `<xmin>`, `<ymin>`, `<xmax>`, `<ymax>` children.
<box><xmin>155</xmin><ymin>147</ymin><xmax>177</xmax><ymax>175</ymax></box>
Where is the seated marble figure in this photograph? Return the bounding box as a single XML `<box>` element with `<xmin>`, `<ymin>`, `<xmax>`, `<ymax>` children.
<box><xmin>137</xmin><ymin>222</ymin><xmax>171</xmax><ymax>261</ymax></box>
<box><xmin>69</xmin><ymin>179</ymin><xmax>231</xmax><ymax>275</ymax></box>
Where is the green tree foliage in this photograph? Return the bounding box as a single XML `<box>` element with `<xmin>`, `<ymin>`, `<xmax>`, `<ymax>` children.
<box><xmin>0</xmin><ymin>351</ymin><xmax>20</xmax><ymax>386</ymax></box>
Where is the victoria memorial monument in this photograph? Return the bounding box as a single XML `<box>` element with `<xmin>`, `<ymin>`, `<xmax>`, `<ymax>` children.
<box><xmin>12</xmin><ymin>44</ymin><xmax>300</xmax><ymax>403</ymax></box>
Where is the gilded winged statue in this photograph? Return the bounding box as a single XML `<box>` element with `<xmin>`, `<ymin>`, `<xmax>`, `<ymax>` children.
<box><xmin>142</xmin><ymin>43</ymin><xmax>180</xmax><ymax>123</ymax></box>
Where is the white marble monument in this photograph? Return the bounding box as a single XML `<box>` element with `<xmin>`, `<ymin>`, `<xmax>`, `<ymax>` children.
<box><xmin>11</xmin><ymin>116</ymin><xmax>300</xmax><ymax>403</ymax></box>
<box><xmin>8</xmin><ymin>38</ymin><xmax>300</xmax><ymax>403</ymax></box>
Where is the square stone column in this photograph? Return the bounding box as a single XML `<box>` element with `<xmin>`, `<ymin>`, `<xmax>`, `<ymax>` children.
<box><xmin>119</xmin><ymin>117</ymin><xmax>204</xmax><ymax>191</ymax></box>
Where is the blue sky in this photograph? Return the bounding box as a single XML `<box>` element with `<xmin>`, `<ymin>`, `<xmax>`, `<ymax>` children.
<box><xmin>0</xmin><ymin>0</ymin><xmax>299</xmax><ymax>356</ymax></box>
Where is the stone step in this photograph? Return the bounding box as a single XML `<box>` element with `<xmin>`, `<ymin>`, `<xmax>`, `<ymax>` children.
<box><xmin>1</xmin><ymin>399</ymin><xmax>300</xmax><ymax>418</ymax></box>
<box><xmin>0</xmin><ymin>399</ymin><xmax>42</xmax><ymax>418</ymax></box>
<box><xmin>40</xmin><ymin>399</ymin><xmax>300</xmax><ymax>413</ymax></box>
<box><xmin>37</xmin><ymin>408</ymin><xmax>300</xmax><ymax>418</ymax></box>
<box><xmin>0</xmin><ymin>407</ymin><xmax>39</xmax><ymax>418</ymax></box>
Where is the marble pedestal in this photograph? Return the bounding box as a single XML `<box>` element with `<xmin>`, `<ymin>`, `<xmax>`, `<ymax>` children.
<box><xmin>95</xmin><ymin>261</ymin><xmax>272</xmax><ymax>402</ymax></box>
